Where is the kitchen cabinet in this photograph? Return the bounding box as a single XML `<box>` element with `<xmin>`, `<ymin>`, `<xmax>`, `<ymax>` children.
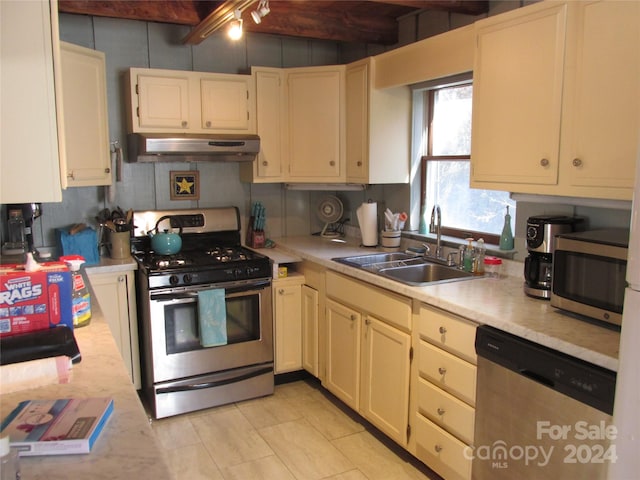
<box><xmin>412</xmin><ymin>304</ymin><xmax>477</xmax><ymax>480</ymax></box>
<box><xmin>470</xmin><ymin>0</ymin><xmax>639</xmax><ymax>201</ymax></box>
<box><xmin>1</xmin><ymin>0</ymin><xmax>63</xmax><ymax>203</ymax></box>
<box><xmin>325</xmin><ymin>271</ymin><xmax>412</xmax><ymax>446</ymax></box>
<box><xmin>86</xmin><ymin>269</ymin><xmax>141</xmax><ymax>389</ymax></box>
<box><xmin>126</xmin><ymin>67</ymin><xmax>254</xmax><ymax>134</ymax></box>
<box><xmin>345</xmin><ymin>58</ymin><xmax>411</xmax><ymax>184</ymax></box>
<box><xmin>287</xmin><ymin>66</ymin><xmax>345</xmax><ymax>182</ymax></box>
<box><xmin>60</xmin><ymin>42</ymin><xmax>111</xmax><ymax>187</ymax></box>
<box><xmin>273</xmin><ymin>273</ymin><xmax>304</xmax><ymax>374</ymax></box>
<box><xmin>241</xmin><ymin>68</ymin><xmax>287</xmax><ymax>182</ymax></box>
<box><xmin>298</xmin><ymin>261</ymin><xmax>325</xmax><ymax>379</ymax></box>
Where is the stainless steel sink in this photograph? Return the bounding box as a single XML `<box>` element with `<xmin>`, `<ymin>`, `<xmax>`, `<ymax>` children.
<box><xmin>378</xmin><ymin>262</ymin><xmax>475</xmax><ymax>286</ymax></box>
<box><xmin>333</xmin><ymin>252</ymin><xmax>480</xmax><ymax>286</ymax></box>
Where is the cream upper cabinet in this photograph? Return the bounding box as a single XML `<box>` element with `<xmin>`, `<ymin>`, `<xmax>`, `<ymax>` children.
<box><xmin>471</xmin><ymin>1</ymin><xmax>567</xmax><ymax>187</ymax></box>
<box><xmin>1</xmin><ymin>0</ymin><xmax>63</xmax><ymax>203</ymax></box>
<box><xmin>60</xmin><ymin>42</ymin><xmax>112</xmax><ymax>187</ymax></box>
<box><xmin>241</xmin><ymin>67</ymin><xmax>287</xmax><ymax>182</ymax></box>
<box><xmin>559</xmin><ymin>0</ymin><xmax>639</xmax><ymax>196</ymax></box>
<box><xmin>471</xmin><ymin>0</ymin><xmax>639</xmax><ymax>201</ymax></box>
<box><xmin>126</xmin><ymin>67</ymin><xmax>253</xmax><ymax>134</ymax></box>
<box><xmin>287</xmin><ymin>66</ymin><xmax>345</xmax><ymax>182</ymax></box>
<box><xmin>345</xmin><ymin>58</ymin><xmax>410</xmax><ymax>184</ymax></box>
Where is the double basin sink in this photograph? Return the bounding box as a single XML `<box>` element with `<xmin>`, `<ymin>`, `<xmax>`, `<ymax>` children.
<box><xmin>333</xmin><ymin>252</ymin><xmax>478</xmax><ymax>287</ymax></box>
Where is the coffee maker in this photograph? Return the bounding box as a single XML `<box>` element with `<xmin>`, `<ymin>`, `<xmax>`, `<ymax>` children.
<box><xmin>524</xmin><ymin>215</ymin><xmax>583</xmax><ymax>299</ymax></box>
<box><xmin>3</xmin><ymin>203</ymin><xmax>42</xmax><ymax>258</ymax></box>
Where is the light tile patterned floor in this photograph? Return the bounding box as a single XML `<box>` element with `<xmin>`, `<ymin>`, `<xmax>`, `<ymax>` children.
<box><xmin>150</xmin><ymin>378</ymin><xmax>442</xmax><ymax>480</ymax></box>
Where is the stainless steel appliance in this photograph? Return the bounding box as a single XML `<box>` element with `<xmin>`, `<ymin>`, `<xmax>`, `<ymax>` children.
<box><xmin>132</xmin><ymin>207</ymin><xmax>274</xmax><ymax>419</ymax></box>
<box><xmin>524</xmin><ymin>215</ymin><xmax>583</xmax><ymax>299</ymax></box>
<box><xmin>473</xmin><ymin>325</ymin><xmax>616</xmax><ymax>480</ymax></box>
<box><xmin>551</xmin><ymin>228</ymin><xmax>628</xmax><ymax>326</ymax></box>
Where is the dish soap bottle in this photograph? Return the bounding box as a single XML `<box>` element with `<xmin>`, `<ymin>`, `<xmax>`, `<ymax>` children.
<box><xmin>61</xmin><ymin>255</ymin><xmax>92</xmax><ymax>328</ymax></box>
<box><xmin>463</xmin><ymin>238</ymin><xmax>475</xmax><ymax>272</ymax></box>
<box><xmin>499</xmin><ymin>206</ymin><xmax>514</xmax><ymax>251</ymax></box>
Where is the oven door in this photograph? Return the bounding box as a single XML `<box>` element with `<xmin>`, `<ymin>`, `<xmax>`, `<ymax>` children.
<box><xmin>147</xmin><ymin>278</ymin><xmax>272</xmax><ymax>383</ymax></box>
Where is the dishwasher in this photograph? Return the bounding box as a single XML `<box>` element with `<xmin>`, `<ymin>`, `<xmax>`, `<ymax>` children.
<box><xmin>472</xmin><ymin>325</ymin><xmax>617</xmax><ymax>479</ymax></box>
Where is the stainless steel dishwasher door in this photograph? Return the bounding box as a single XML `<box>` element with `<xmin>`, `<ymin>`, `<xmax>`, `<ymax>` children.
<box><xmin>472</xmin><ymin>326</ymin><xmax>617</xmax><ymax>480</ymax></box>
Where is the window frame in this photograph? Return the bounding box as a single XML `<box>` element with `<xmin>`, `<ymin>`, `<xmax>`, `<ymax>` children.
<box><xmin>418</xmin><ymin>78</ymin><xmax>501</xmax><ymax>245</ymax></box>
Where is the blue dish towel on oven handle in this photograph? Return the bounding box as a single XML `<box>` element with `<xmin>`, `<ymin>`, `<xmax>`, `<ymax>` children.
<box><xmin>198</xmin><ymin>288</ymin><xmax>228</xmax><ymax>347</ymax></box>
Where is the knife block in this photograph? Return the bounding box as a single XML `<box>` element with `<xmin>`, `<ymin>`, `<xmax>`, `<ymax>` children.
<box><xmin>246</xmin><ymin>218</ymin><xmax>265</xmax><ymax>248</ymax></box>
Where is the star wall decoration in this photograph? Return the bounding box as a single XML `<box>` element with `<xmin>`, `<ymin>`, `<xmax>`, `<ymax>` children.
<box><xmin>170</xmin><ymin>171</ymin><xmax>200</xmax><ymax>200</ymax></box>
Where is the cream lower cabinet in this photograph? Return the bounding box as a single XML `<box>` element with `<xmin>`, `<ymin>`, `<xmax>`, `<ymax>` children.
<box><xmin>471</xmin><ymin>0</ymin><xmax>639</xmax><ymax>201</ymax></box>
<box><xmin>273</xmin><ymin>274</ymin><xmax>304</xmax><ymax>374</ymax></box>
<box><xmin>60</xmin><ymin>41</ymin><xmax>111</xmax><ymax>187</ymax></box>
<box><xmin>325</xmin><ymin>271</ymin><xmax>412</xmax><ymax>446</ymax></box>
<box><xmin>298</xmin><ymin>261</ymin><xmax>325</xmax><ymax>380</ymax></box>
<box><xmin>412</xmin><ymin>304</ymin><xmax>477</xmax><ymax>480</ymax></box>
<box><xmin>86</xmin><ymin>269</ymin><xmax>140</xmax><ymax>389</ymax></box>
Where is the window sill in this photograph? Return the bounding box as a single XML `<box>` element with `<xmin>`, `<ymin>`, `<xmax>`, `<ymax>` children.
<box><xmin>401</xmin><ymin>231</ymin><xmax>518</xmax><ymax>260</ymax></box>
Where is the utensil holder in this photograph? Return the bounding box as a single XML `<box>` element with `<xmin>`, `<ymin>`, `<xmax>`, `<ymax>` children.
<box><xmin>381</xmin><ymin>230</ymin><xmax>401</xmax><ymax>251</ymax></box>
<box><xmin>110</xmin><ymin>231</ymin><xmax>131</xmax><ymax>259</ymax></box>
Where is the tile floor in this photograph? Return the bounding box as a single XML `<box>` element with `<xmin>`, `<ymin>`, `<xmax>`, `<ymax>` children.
<box><xmin>149</xmin><ymin>378</ymin><xmax>442</xmax><ymax>480</ymax></box>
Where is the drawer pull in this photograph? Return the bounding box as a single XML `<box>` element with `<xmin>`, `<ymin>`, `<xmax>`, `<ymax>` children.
<box><xmin>437</xmin><ymin>407</ymin><xmax>446</xmax><ymax>416</ymax></box>
<box><xmin>434</xmin><ymin>444</ymin><xmax>443</xmax><ymax>453</ymax></box>
<box><xmin>438</xmin><ymin>367</ymin><xmax>447</xmax><ymax>375</ymax></box>
<box><xmin>438</xmin><ymin>326</ymin><xmax>447</xmax><ymax>334</ymax></box>
<box><xmin>540</xmin><ymin>158</ymin><xmax>549</xmax><ymax>167</ymax></box>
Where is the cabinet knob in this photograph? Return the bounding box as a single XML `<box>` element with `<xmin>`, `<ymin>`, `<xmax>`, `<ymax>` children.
<box><xmin>437</xmin><ymin>407</ymin><xmax>446</xmax><ymax>416</ymax></box>
<box><xmin>434</xmin><ymin>444</ymin><xmax>443</xmax><ymax>453</ymax></box>
<box><xmin>105</xmin><ymin>168</ymin><xmax>111</xmax><ymax>174</ymax></box>
<box><xmin>572</xmin><ymin>158</ymin><xmax>583</xmax><ymax>167</ymax></box>
<box><xmin>118</xmin><ymin>276</ymin><xmax>125</xmax><ymax>283</ymax></box>
<box><xmin>540</xmin><ymin>158</ymin><xmax>549</xmax><ymax>167</ymax></box>
<box><xmin>329</xmin><ymin>160</ymin><xmax>336</xmax><ymax>166</ymax></box>
<box><xmin>357</xmin><ymin>161</ymin><xmax>362</xmax><ymax>167</ymax></box>
<box><xmin>350</xmin><ymin>314</ymin><xmax>357</xmax><ymax>321</ymax></box>
<box><xmin>438</xmin><ymin>326</ymin><xmax>447</xmax><ymax>334</ymax></box>
<box><xmin>438</xmin><ymin>367</ymin><xmax>447</xmax><ymax>375</ymax></box>
<box><xmin>67</xmin><ymin>172</ymin><xmax>74</xmax><ymax>179</ymax></box>
<box><xmin>278</xmin><ymin>289</ymin><xmax>284</xmax><ymax>295</ymax></box>
<box><xmin>205</xmin><ymin>120</ymin><xmax>212</xmax><ymax>128</ymax></box>
<box><xmin>262</xmin><ymin>160</ymin><xmax>268</xmax><ymax>166</ymax></box>
<box><xmin>181</xmin><ymin>121</ymin><xmax>188</xmax><ymax>128</ymax></box>
<box><xmin>365</xmin><ymin>318</ymin><xmax>371</xmax><ymax>326</ymax></box>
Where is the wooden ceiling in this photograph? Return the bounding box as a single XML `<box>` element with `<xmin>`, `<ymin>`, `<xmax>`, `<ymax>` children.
<box><xmin>57</xmin><ymin>0</ymin><xmax>488</xmax><ymax>45</ymax></box>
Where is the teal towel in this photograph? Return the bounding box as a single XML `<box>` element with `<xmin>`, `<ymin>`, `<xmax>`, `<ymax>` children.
<box><xmin>198</xmin><ymin>289</ymin><xmax>227</xmax><ymax>347</ymax></box>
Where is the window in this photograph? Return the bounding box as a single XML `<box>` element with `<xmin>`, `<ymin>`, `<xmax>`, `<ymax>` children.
<box><xmin>418</xmin><ymin>77</ymin><xmax>515</xmax><ymax>244</ymax></box>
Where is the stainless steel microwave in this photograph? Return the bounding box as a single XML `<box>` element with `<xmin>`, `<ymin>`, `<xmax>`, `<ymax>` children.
<box><xmin>551</xmin><ymin>228</ymin><xmax>629</xmax><ymax>326</ymax></box>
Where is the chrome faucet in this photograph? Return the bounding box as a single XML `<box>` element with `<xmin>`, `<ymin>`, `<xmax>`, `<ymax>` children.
<box><xmin>430</xmin><ymin>204</ymin><xmax>442</xmax><ymax>259</ymax></box>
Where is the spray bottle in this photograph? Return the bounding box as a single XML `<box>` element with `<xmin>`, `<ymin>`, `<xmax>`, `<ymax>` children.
<box><xmin>60</xmin><ymin>255</ymin><xmax>92</xmax><ymax>328</ymax></box>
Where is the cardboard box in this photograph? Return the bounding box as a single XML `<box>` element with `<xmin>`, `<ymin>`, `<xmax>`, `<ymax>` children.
<box><xmin>0</xmin><ymin>263</ymin><xmax>73</xmax><ymax>337</ymax></box>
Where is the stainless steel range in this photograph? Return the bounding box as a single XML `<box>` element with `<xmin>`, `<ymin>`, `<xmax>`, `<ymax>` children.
<box><xmin>132</xmin><ymin>207</ymin><xmax>274</xmax><ymax>419</ymax></box>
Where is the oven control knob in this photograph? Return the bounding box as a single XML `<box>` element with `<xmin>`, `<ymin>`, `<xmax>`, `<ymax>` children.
<box><xmin>169</xmin><ymin>275</ymin><xmax>180</xmax><ymax>286</ymax></box>
<box><xmin>234</xmin><ymin>268</ymin><xmax>243</xmax><ymax>278</ymax></box>
<box><xmin>183</xmin><ymin>273</ymin><xmax>193</xmax><ymax>284</ymax></box>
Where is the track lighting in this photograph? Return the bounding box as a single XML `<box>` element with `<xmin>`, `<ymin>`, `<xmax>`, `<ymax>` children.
<box><xmin>251</xmin><ymin>0</ymin><xmax>270</xmax><ymax>24</ymax></box>
<box><xmin>228</xmin><ymin>9</ymin><xmax>243</xmax><ymax>40</ymax></box>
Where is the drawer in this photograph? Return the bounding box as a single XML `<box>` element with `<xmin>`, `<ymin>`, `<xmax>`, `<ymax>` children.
<box><xmin>419</xmin><ymin>305</ymin><xmax>477</xmax><ymax>364</ymax></box>
<box><xmin>414</xmin><ymin>412</ymin><xmax>472</xmax><ymax>480</ymax></box>
<box><xmin>326</xmin><ymin>271</ymin><xmax>411</xmax><ymax>331</ymax></box>
<box><xmin>417</xmin><ymin>377</ymin><xmax>475</xmax><ymax>445</ymax></box>
<box><xmin>418</xmin><ymin>340</ymin><xmax>476</xmax><ymax>406</ymax></box>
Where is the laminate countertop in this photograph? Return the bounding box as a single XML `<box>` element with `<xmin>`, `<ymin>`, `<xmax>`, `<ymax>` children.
<box><xmin>269</xmin><ymin>235</ymin><xmax>620</xmax><ymax>372</ymax></box>
<box><xmin>0</xmin><ymin>284</ymin><xmax>172</xmax><ymax>480</ymax></box>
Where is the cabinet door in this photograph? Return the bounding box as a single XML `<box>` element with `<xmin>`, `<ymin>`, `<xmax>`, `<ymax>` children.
<box><xmin>345</xmin><ymin>62</ymin><xmax>368</xmax><ymax>182</ymax></box>
<box><xmin>471</xmin><ymin>2</ymin><xmax>567</xmax><ymax>187</ymax></box>
<box><xmin>86</xmin><ymin>270</ymin><xmax>140</xmax><ymax>388</ymax></box>
<box><xmin>136</xmin><ymin>73</ymin><xmax>190</xmax><ymax>129</ymax></box>
<box><xmin>325</xmin><ymin>298</ymin><xmax>360</xmax><ymax>410</ymax></box>
<box><xmin>360</xmin><ymin>315</ymin><xmax>410</xmax><ymax>446</ymax></box>
<box><xmin>562</xmin><ymin>0</ymin><xmax>639</xmax><ymax>194</ymax></box>
<box><xmin>301</xmin><ymin>285</ymin><xmax>319</xmax><ymax>377</ymax></box>
<box><xmin>254</xmin><ymin>68</ymin><xmax>285</xmax><ymax>180</ymax></box>
<box><xmin>60</xmin><ymin>42</ymin><xmax>111</xmax><ymax>187</ymax></box>
<box><xmin>1</xmin><ymin>0</ymin><xmax>62</xmax><ymax>203</ymax></box>
<box><xmin>288</xmin><ymin>68</ymin><xmax>343</xmax><ymax>180</ymax></box>
<box><xmin>200</xmin><ymin>76</ymin><xmax>250</xmax><ymax>131</ymax></box>
<box><xmin>273</xmin><ymin>282</ymin><xmax>302</xmax><ymax>373</ymax></box>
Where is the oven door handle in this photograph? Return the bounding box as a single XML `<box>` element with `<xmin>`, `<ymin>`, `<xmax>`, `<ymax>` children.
<box><xmin>150</xmin><ymin>292</ymin><xmax>198</xmax><ymax>302</ymax></box>
<box><xmin>156</xmin><ymin>366</ymin><xmax>273</xmax><ymax>394</ymax></box>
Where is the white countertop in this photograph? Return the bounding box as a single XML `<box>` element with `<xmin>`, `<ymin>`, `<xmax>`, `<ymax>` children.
<box><xmin>0</xmin><ymin>292</ymin><xmax>172</xmax><ymax>479</ymax></box>
<box><xmin>267</xmin><ymin>235</ymin><xmax>620</xmax><ymax>372</ymax></box>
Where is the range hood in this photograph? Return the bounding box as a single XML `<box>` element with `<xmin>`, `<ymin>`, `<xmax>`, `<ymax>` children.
<box><xmin>127</xmin><ymin>133</ymin><xmax>260</xmax><ymax>162</ymax></box>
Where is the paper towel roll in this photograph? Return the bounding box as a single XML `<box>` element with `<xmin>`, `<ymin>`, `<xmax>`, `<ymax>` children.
<box><xmin>357</xmin><ymin>202</ymin><xmax>378</xmax><ymax>246</ymax></box>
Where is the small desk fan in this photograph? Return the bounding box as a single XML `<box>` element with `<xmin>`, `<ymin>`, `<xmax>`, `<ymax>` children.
<box><xmin>317</xmin><ymin>195</ymin><xmax>343</xmax><ymax>238</ymax></box>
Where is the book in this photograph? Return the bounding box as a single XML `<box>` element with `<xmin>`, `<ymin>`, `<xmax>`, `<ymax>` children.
<box><xmin>0</xmin><ymin>397</ymin><xmax>113</xmax><ymax>456</ymax></box>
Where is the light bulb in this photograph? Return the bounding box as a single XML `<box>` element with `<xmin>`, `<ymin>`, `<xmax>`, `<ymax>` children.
<box><xmin>228</xmin><ymin>10</ymin><xmax>243</xmax><ymax>40</ymax></box>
